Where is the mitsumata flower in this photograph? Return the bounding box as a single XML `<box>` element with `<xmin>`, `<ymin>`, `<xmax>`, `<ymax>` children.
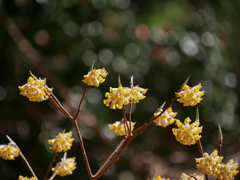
<box><xmin>195</xmin><ymin>150</ymin><xmax>223</xmax><ymax>175</ymax></box>
<box><xmin>19</xmin><ymin>176</ymin><xmax>37</xmax><ymax>180</ymax></box>
<box><xmin>172</xmin><ymin>117</ymin><xmax>202</xmax><ymax>146</ymax></box>
<box><xmin>153</xmin><ymin>175</ymin><xmax>170</xmax><ymax>180</ymax></box>
<box><xmin>180</xmin><ymin>173</ymin><xmax>204</xmax><ymax>180</ymax></box>
<box><xmin>82</xmin><ymin>68</ymin><xmax>108</xmax><ymax>87</ymax></box>
<box><xmin>19</xmin><ymin>76</ymin><xmax>52</xmax><ymax>102</ymax></box>
<box><xmin>103</xmin><ymin>86</ymin><xmax>147</xmax><ymax>109</ymax></box>
<box><xmin>52</xmin><ymin>153</ymin><xmax>76</xmax><ymax>177</ymax></box>
<box><xmin>176</xmin><ymin>84</ymin><xmax>204</xmax><ymax>106</ymax></box>
<box><xmin>153</xmin><ymin>107</ymin><xmax>177</xmax><ymax>127</ymax></box>
<box><xmin>0</xmin><ymin>143</ymin><xmax>20</xmax><ymax>160</ymax></box>
<box><xmin>48</xmin><ymin>131</ymin><xmax>74</xmax><ymax>152</ymax></box>
<box><xmin>109</xmin><ymin>120</ymin><xmax>136</xmax><ymax>136</ymax></box>
<box><xmin>215</xmin><ymin>159</ymin><xmax>239</xmax><ymax>180</ymax></box>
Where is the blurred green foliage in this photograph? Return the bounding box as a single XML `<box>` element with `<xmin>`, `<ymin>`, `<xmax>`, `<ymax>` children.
<box><xmin>0</xmin><ymin>0</ymin><xmax>240</xmax><ymax>179</ymax></box>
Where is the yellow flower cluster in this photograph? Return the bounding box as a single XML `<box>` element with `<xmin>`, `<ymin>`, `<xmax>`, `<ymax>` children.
<box><xmin>82</xmin><ymin>68</ymin><xmax>108</xmax><ymax>87</ymax></box>
<box><xmin>176</xmin><ymin>84</ymin><xmax>204</xmax><ymax>106</ymax></box>
<box><xmin>172</xmin><ymin>117</ymin><xmax>202</xmax><ymax>146</ymax></box>
<box><xmin>48</xmin><ymin>131</ymin><xmax>74</xmax><ymax>152</ymax></box>
<box><xmin>19</xmin><ymin>76</ymin><xmax>52</xmax><ymax>102</ymax></box>
<box><xmin>196</xmin><ymin>150</ymin><xmax>239</xmax><ymax>179</ymax></box>
<box><xmin>103</xmin><ymin>86</ymin><xmax>147</xmax><ymax>109</ymax></box>
<box><xmin>109</xmin><ymin>120</ymin><xmax>136</xmax><ymax>136</ymax></box>
<box><xmin>196</xmin><ymin>150</ymin><xmax>223</xmax><ymax>175</ymax></box>
<box><xmin>152</xmin><ymin>175</ymin><xmax>170</xmax><ymax>180</ymax></box>
<box><xmin>156</xmin><ymin>175</ymin><xmax>170</xmax><ymax>180</ymax></box>
<box><xmin>180</xmin><ymin>173</ymin><xmax>204</xmax><ymax>180</ymax></box>
<box><xmin>0</xmin><ymin>143</ymin><xmax>20</xmax><ymax>160</ymax></box>
<box><xmin>19</xmin><ymin>176</ymin><xmax>37</xmax><ymax>180</ymax></box>
<box><xmin>216</xmin><ymin>159</ymin><xmax>239</xmax><ymax>180</ymax></box>
<box><xmin>52</xmin><ymin>154</ymin><xmax>76</xmax><ymax>177</ymax></box>
<box><xmin>153</xmin><ymin>107</ymin><xmax>177</xmax><ymax>127</ymax></box>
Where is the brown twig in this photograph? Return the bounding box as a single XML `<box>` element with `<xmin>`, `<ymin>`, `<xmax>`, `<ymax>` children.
<box><xmin>48</xmin><ymin>161</ymin><xmax>63</xmax><ymax>180</ymax></box>
<box><xmin>197</xmin><ymin>140</ymin><xmax>208</xmax><ymax>180</ymax></box>
<box><xmin>74</xmin><ymin>84</ymin><xmax>88</xmax><ymax>120</ymax></box>
<box><xmin>72</xmin><ymin>119</ymin><xmax>93</xmax><ymax>178</ymax></box>
<box><xmin>122</xmin><ymin>106</ymin><xmax>131</xmax><ymax>135</ymax></box>
<box><xmin>19</xmin><ymin>151</ymin><xmax>37</xmax><ymax>178</ymax></box>
<box><xmin>218</xmin><ymin>124</ymin><xmax>223</xmax><ymax>156</ymax></box>
<box><xmin>43</xmin><ymin>152</ymin><xmax>59</xmax><ymax>180</ymax></box>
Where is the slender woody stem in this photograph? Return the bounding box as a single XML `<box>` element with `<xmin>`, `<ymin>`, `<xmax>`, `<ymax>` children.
<box><xmin>19</xmin><ymin>151</ymin><xmax>37</xmax><ymax>178</ymax></box>
<box><xmin>197</xmin><ymin>140</ymin><xmax>209</xmax><ymax>180</ymax></box>
<box><xmin>47</xmin><ymin>90</ymin><xmax>74</xmax><ymax>120</ymax></box>
<box><xmin>72</xmin><ymin>120</ymin><xmax>93</xmax><ymax>178</ymax></box>
<box><xmin>43</xmin><ymin>152</ymin><xmax>59</xmax><ymax>180</ymax></box>
<box><xmin>48</xmin><ymin>162</ymin><xmax>63</xmax><ymax>180</ymax></box>
<box><xmin>93</xmin><ymin>136</ymin><xmax>133</xmax><ymax>180</ymax></box>
<box><xmin>128</xmin><ymin>103</ymin><xmax>133</xmax><ymax>129</ymax></box>
<box><xmin>74</xmin><ymin>84</ymin><xmax>88</xmax><ymax>120</ymax></box>
<box><xmin>122</xmin><ymin>106</ymin><xmax>131</xmax><ymax>134</ymax></box>
<box><xmin>94</xmin><ymin>137</ymin><xmax>127</xmax><ymax>176</ymax></box>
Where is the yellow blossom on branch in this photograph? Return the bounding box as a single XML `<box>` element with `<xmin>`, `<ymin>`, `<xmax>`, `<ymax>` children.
<box><xmin>48</xmin><ymin>131</ymin><xmax>74</xmax><ymax>152</ymax></box>
<box><xmin>153</xmin><ymin>175</ymin><xmax>170</xmax><ymax>180</ymax></box>
<box><xmin>82</xmin><ymin>68</ymin><xmax>108</xmax><ymax>87</ymax></box>
<box><xmin>19</xmin><ymin>176</ymin><xmax>37</xmax><ymax>180</ymax></box>
<box><xmin>180</xmin><ymin>173</ymin><xmax>204</xmax><ymax>180</ymax></box>
<box><xmin>195</xmin><ymin>149</ymin><xmax>223</xmax><ymax>175</ymax></box>
<box><xmin>153</xmin><ymin>107</ymin><xmax>177</xmax><ymax>127</ymax></box>
<box><xmin>109</xmin><ymin>120</ymin><xmax>136</xmax><ymax>136</ymax></box>
<box><xmin>19</xmin><ymin>76</ymin><xmax>52</xmax><ymax>102</ymax></box>
<box><xmin>172</xmin><ymin>117</ymin><xmax>202</xmax><ymax>146</ymax></box>
<box><xmin>0</xmin><ymin>143</ymin><xmax>20</xmax><ymax>160</ymax></box>
<box><xmin>52</xmin><ymin>153</ymin><xmax>76</xmax><ymax>177</ymax></box>
<box><xmin>176</xmin><ymin>84</ymin><xmax>204</xmax><ymax>106</ymax></box>
<box><xmin>215</xmin><ymin>159</ymin><xmax>239</xmax><ymax>180</ymax></box>
<box><xmin>103</xmin><ymin>86</ymin><xmax>147</xmax><ymax>109</ymax></box>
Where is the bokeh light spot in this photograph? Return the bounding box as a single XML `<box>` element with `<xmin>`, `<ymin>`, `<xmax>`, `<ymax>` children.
<box><xmin>112</xmin><ymin>57</ymin><xmax>127</xmax><ymax>73</ymax></box>
<box><xmin>124</xmin><ymin>43</ymin><xmax>138</xmax><ymax>59</ymax></box>
<box><xmin>88</xmin><ymin>21</ymin><xmax>103</xmax><ymax>36</ymax></box>
<box><xmin>86</xmin><ymin>88</ymin><xmax>102</xmax><ymax>104</ymax></box>
<box><xmin>98</xmin><ymin>48</ymin><xmax>114</xmax><ymax>64</ymax></box>
<box><xmin>165</xmin><ymin>49</ymin><xmax>181</xmax><ymax>67</ymax></box>
<box><xmin>34</xmin><ymin>30</ymin><xmax>50</xmax><ymax>46</ymax></box>
<box><xmin>82</xmin><ymin>51</ymin><xmax>97</xmax><ymax>66</ymax></box>
<box><xmin>135</xmin><ymin>24</ymin><xmax>150</xmax><ymax>41</ymax></box>
<box><xmin>179</xmin><ymin>36</ymin><xmax>198</xmax><ymax>57</ymax></box>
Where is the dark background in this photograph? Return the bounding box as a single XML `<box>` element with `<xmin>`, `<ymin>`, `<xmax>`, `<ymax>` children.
<box><xmin>0</xmin><ymin>0</ymin><xmax>240</xmax><ymax>179</ymax></box>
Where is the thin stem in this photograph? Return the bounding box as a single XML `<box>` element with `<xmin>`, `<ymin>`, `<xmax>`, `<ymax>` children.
<box><xmin>74</xmin><ymin>84</ymin><xmax>88</xmax><ymax>120</ymax></box>
<box><xmin>197</xmin><ymin>139</ymin><xmax>204</xmax><ymax>157</ymax></box>
<box><xmin>218</xmin><ymin>139</ymin><xmax>223</xmax><ymax>156</ymax></box>
<box><xmin>47</xmin><ymin>90</ymin><xmax>74</xmax><ymax>121</ymax></box>
<box><xmin>43</xmin><ymin>152</ymin><xmax>59</xmax><ymax>180</ymax></box>
<box><xmin>122</xmin><ymin>106</ymin><xmax>131</xmax><ymax>135</ymax></box>
<box><xmin>197</xmin><ymin>140</ymin><xmax>208</xmax><ymax>180</ymax></box>
<box><xmin>48</xmin><ymin>162</ymin><xmax>63</xmax><ymax>180</ymax></box>
<box><xmin>95</xmin><ymin>137</ymin><xmax>127</xmax><ymax>176</ymax></box>
<box><xmin>218</xmin><ymin>124</ymin><xmax>223</xmax><ymax>156</ymax></box>
<box><xmin>72</xmin><ymin>119</ymin><xmax>93</xmax><ymax>178</ymax></box>
<box><xmin>93</xmin><ymin>136</ymin><xmax>133</xmax><ymax>180</ymax></box>
<box><xmin>128</xmin><ymin>103</ymin><xmax>133</xmax><ymax>129</ymax></box>
<box><xmin>19</xmin><ymin>151</ymin><xmax>37</xmax><ymax>178</ymax></box>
